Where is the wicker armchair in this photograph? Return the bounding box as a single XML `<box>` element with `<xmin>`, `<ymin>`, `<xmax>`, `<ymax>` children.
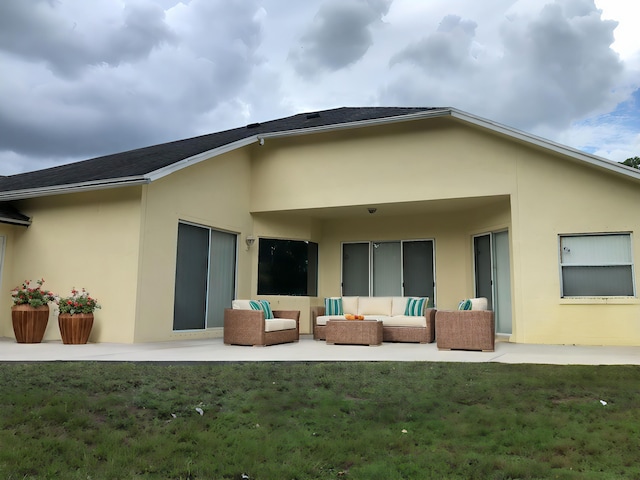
<box><xmin>223</xmin><ymin>308</ymin><xmax>300</xmax><ymax>347</ymax></box>
<box><xmin>435</xmin><ymin>300</ymin><xmax>495</xmax><ymax>352</ymax></box>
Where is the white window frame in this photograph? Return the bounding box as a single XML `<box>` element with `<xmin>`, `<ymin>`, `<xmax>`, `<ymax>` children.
<box><xmin>559</xmin><ymin>232</ymin><xmax>635</xmax><ymax>298</ymax></box>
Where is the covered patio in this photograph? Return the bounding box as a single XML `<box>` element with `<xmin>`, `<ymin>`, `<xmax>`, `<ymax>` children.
<box><xmin>253</xmin><ymin>193</ymin><xmax>514</xmax><ymax>337</ymax></box>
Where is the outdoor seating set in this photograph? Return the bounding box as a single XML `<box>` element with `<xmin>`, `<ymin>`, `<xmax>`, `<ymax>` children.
<box><xmin>224</xmin><ymin>296</ymin><xmax>495</xmax><ymax>351</ymax></box>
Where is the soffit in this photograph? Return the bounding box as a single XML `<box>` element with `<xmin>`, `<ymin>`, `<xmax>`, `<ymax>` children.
<box><xmin>254</xmin><ymin>195</ymin><xmax>510</xmax><ymax>220</ymax></box>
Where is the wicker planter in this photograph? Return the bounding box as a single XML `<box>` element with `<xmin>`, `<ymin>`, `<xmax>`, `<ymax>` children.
<box><xmin>58</xmin><ymin>313</ymin><xmax>94</xmax><ymax>344</ymax></box>
<box><xmin>11</xmin><ymin>304</ymin><xmax>50</xmax><ymax>343</ymax></box>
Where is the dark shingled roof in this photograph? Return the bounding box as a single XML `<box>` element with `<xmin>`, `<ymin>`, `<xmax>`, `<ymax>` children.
<box><xmin>0</xmin><ymin>107</ymin><xmax>442</xmax><ymax>194</ymax></box>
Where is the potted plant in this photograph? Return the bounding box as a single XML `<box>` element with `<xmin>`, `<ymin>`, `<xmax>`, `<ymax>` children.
<box><xmin>57</xmin><ymin>288</ymin><xmax>101</xmax><ymax>344</ymax></box>
<box><xmin>10</xmin><ymin>279</ymin><xmax>58</xmax><ymax>343</ymax></box>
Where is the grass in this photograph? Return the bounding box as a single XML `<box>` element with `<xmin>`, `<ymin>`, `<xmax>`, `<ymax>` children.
<box><xmin>0</xmin><ymin>361</ymin><xmax>639</xmax><ymax>479</ymax></box>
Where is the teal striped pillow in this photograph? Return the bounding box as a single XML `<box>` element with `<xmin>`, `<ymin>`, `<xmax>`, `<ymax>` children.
<box><xmin>324</xmin><ymin>297</ymin><xmax>343</xmax><ymax>315</ymax></box>
<box><xmin>404</xmin><ymin>297</ymin><xmax>426</xmax><ymax>316</ymax></box>
<box><xmin>458</xmin><ymin>299</ymin><xmax>472</xmax><ymax>311</ymax></box>
<box><xmin>249</xmin><ymin>299</ymin><xmax>274</xmax><ymax>319</ymax></box>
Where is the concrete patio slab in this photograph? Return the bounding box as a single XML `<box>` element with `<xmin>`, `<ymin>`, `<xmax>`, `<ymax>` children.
<box><xmin>1</xmin><ymin>335</ymin><xmax>639</xmax><ymax>364</ymax></box>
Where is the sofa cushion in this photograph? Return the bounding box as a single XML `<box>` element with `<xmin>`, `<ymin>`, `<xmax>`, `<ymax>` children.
<box><xmin>232</xmin><ymin>299</ymin><xmax>253</xmax><ymax>310</ymax></box>
<box><xmin>249</xmin><ymin>299</ymin><xmax>274</xmax><ymax>319</ymax></box>
<box><xmin>391</xmin><ymin>297</ymin><xmax>408</xmax><ymax>316</ymax></box>
<box><xmin>315</xmin><ymin>315</ymin><xmax>347</xmax><ymax>326</ymax></box>
<box><xmin>362</xmin><ymin>315</ymin><xmax>388</xmax><ymax>322</ymax></box>
<box><xmin>471</xmin><ymin>297</ymin><xmax>488</xmax><ymax>310</ymax></box>
<box><xmin>342</xmin><ymin>297</ymin><xmax>359</xmax><ymax>315</ymax></box>
<box><xmin>265</xmin><ymin>318</ymin><xmax>297</xmax><ymax>332</ymax></box>
<box><xmin>405</xmin><ymin>297</ymin><xmax>427</xmax><ymax>316</ymax></box>
<box><xmin>383</xmin><ymin>315</ymin><xmax>427</xmax><ymax>327</ymax></box>
<box><xmin>358</xmin><ymin>297</ymin><xmax>392</xmax><ymax>316</ymax></box>
<box><xmin>324</xmin><ymin>297</ymin><xmax>343</xmax><ymax>315</ymax></box>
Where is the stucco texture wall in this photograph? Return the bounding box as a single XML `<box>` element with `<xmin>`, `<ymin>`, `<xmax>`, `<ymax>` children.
<box><xmin>250</xmin><ymin>118</ymin><xmax>517</xmax><ymax>212</ymax></box>
<box><xmin>134</xmin><ymin>147</ymin><xmax>254</xmax><ymax>342</ymax></box>
<box><xmin>6</xmin><ymin>188</ymin><xmax>142</xmax><ymax>343</ymax></box>
<box><xmin>0</xmin><ymin>224</ymin><xmax>20</xmax><ymax>338</ymax></box>
<box><xmin>512</xmin><ymin>149</ymin><xmax>640</xmax><ymax>345</ymax></box>
<box><xmin>249</xmin><ymin>117</ymin><xmax>640</xmax><ymax>346</ymax></box>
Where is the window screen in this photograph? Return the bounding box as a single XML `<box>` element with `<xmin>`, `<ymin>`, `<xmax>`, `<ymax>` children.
<box><xmin>560</xmin><ymin>234</ymin><xmax>634</xmax><ymax>297</ymax></box>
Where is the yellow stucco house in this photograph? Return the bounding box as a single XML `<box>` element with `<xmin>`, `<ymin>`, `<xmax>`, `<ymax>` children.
<box><xmin>1</xmin><ymin>107</ymin><xmax>639</xmax><ymax>346</ymax></box>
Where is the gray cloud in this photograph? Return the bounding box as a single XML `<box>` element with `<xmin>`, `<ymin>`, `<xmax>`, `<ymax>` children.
<box><xmin>383</xmin><ymin>0</ymin><xmax>625</xmax><ymax>134</ymax></box>
<box><xmin>498</xmin><ymin>0</ymin><xmax>623</xmax><ymax>129</ymax></box>
<box><xmin>390</xmin><ymin>15</ymin><xmax>478</xmax><ymax>76</ymax></box>
<box><xmin>0</xmin><ymin>0</ymin><xmax>176</xmax><ymax>78</ymax></box>
<box><xmin>0</xmin><ymin>0</ymin><xmax>637</xmax><ymax>175</ymax></box>
<box><xmin>289</xmin><ymin>0</ymin><xmax>392</xmax><ymax>78</ymax></box>
<box><xmin>0</xmin><ymin>0</ymin><xmax>267</xmax><ymax>164</ymax></box>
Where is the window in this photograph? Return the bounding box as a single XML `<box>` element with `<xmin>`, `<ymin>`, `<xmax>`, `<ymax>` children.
<box><xmin>258</xmin><ymin>239</ymin><xmax>318</xmax><ymax>296</ymax></box>
<box><xmin>559</xmin><ymin>233</ymin><xmax>635</xmax><ymax>297</ymax></box>
<box><xmin>342</xmin><ymin>240</ymin><xmax>435</xmax><ymax>306</ymax></box>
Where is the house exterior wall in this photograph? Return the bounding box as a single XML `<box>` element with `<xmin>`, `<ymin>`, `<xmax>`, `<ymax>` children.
<box><xmin>0</xmin><ymin>224</ymin><xmax>21</xmax><ymax>338</ymax></box>
<box><xmin>4</xmin><ymin>116</ymin><xmax>638</xmax><ymax>346</ymax></box>
<box><xmin>250</xmin><ymin>118</ymin><xmax>517</xmax><ymax>212</ymax></box>
<box><xmin>249</xmin><ymin>117</ymin><xmax>640</xmax><ymax>346</ymax></box>
<box><xmin>133</xmin><ymin>147</ymin><xmax>254</xmax><ymax>342</ymax></box>
<box><xmin>513</xmin><ymin>149</ymin><xmax>640</xmax><ymax>345</ymax></box>
<box><xmin>4</xmin><ymin>188</ymin><xmax>143</xmax><ymax>343</ymax></box>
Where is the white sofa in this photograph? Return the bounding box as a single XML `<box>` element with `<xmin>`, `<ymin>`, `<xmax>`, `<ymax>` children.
<box><xmin>311</xmin><ymin>296</ymin><xmax>435</xmax><ymax>344</ymax></box>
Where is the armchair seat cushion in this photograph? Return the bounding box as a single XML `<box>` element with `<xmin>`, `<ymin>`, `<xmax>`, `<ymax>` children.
<box><xmin>265</xmin><ymin>318</ymin><xmax>297</xmax><ymax>332</ymax></box>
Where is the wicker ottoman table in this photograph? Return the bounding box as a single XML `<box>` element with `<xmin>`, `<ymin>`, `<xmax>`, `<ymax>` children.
<box><xmin>325</xmin><ymin>320</ymin><xmax>383</xmax><ymax>346</ymax></box>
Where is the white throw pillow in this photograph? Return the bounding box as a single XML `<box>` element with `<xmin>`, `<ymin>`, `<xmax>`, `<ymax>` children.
<box><xmin>341</xmin><ymin>296</ymin><xmax>359</xmax><ymax>315</ymax></box>
<box><xmin>391</xmin><ymin>297</ymin><xmax>408</xmax><ymax>316</ymax></box>
<box><xmin>232</xmin><ymin>299</ymin><xmax>253</xmax><ymax>310</ymax></box>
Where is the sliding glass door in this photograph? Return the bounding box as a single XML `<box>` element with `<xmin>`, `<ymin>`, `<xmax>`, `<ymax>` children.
<box><xmin>173</xmin><ymin>222</ymin><xmax>237</xmax><ymax>331</ymax></box>
<box><xmin>342</xmin><ymin>240</ymin><xmax>435</xmax><ymax>305</ymax></box>
<box><xmin>373</xmin><ymin>242</ymin><xmax>401</xmax><ymax>296</ymax></box>
<box><xmin>474</xmin><ymin>231</ymin><xmax>512</xmax><ymax>335</ymax></box>
<box><xmin>342</xmin><ymin>243</ymin><xmax>369</xmax><ymax>296</ymax></box>
<box><xmin>403</xmin><ymin>240</ymin><xmax>434</xmax><ymax>300</ymax></box>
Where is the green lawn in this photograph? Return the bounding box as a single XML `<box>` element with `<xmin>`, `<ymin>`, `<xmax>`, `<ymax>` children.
<box><xmin>0</xmin><ymin>362</ymin><xmax>638</xmax><ymax>479</ymax></box>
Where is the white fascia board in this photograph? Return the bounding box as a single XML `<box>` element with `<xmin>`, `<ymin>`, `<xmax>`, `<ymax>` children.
<box><xmin>256</xmin><ymin>108</ymin><xmax>452</xmax><ymax>142</ymax></box>
<box><xmin>0</xmin><ymin>217</ymin><xmax>31</xmax><ymax>226</ymax></box>
<box><xmin>0</xmin><ymin>176</ymin><xmax>149</xmax><ymax>201</ymax></box>
<box><xmin>145</xmin><ymin>136</ymin><xmax>260</xmax><ymax>182</ymax></box>
<box><xmin>449</xmin><ymin>108</ymin><xmax>640</xmax><ymax>182</ymax></box>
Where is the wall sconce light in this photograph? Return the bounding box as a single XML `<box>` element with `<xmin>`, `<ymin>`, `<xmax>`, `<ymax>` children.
<box><xmin>246</xmin><ymin>235</ymin><xmax>256</xmax><ymax>248</ymax></box>
<box><xmin>367</xmin><ymin>207</ymin><xmax>377</xmax><ymax>214</ymax></box>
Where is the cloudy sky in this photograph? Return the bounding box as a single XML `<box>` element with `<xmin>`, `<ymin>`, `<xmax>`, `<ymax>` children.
<box><xmin>1</xmin><ymin>0</ymin><xmax>638</xmax><ymax>175</ymax></box>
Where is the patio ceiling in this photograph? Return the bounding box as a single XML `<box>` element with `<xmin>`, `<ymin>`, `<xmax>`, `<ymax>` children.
<box><xmin>254</xmin><ymin>194</ymin><xmax>510</xmax><ymax>220</ymax></box>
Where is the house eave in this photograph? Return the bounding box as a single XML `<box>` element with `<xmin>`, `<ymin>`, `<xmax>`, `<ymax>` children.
<box><xmin>0</xmin><ymin>176</ymin><xmax>150</xmax><ymax>201</ymax></box>
<box><xmin>448</xmin><ymin>108</ymin><xmax>640</xmax><ymax>182</ymax></box>
<box><xmin>145</xmin><ymin>136</ymin><xmax>259</xmax><ymax>182</ymax></box>
<box><xmin>146</xmin><ymin>112</ymin><xmax>455</xmax><ymax>181</ymax></box>
<box><xmin>0</xmin><ymin>216</ymin><xmax>31</xmax><ymax>226</ymax></box>
<box><xmin>2</xmin><ymin>106</ymin><xmax>638</xmax><ymax>201</ymax></box>
<box><xmin>256</xmin><ymin>108</ymin><xmax>453</xmax><ymax>142</ymax></box>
